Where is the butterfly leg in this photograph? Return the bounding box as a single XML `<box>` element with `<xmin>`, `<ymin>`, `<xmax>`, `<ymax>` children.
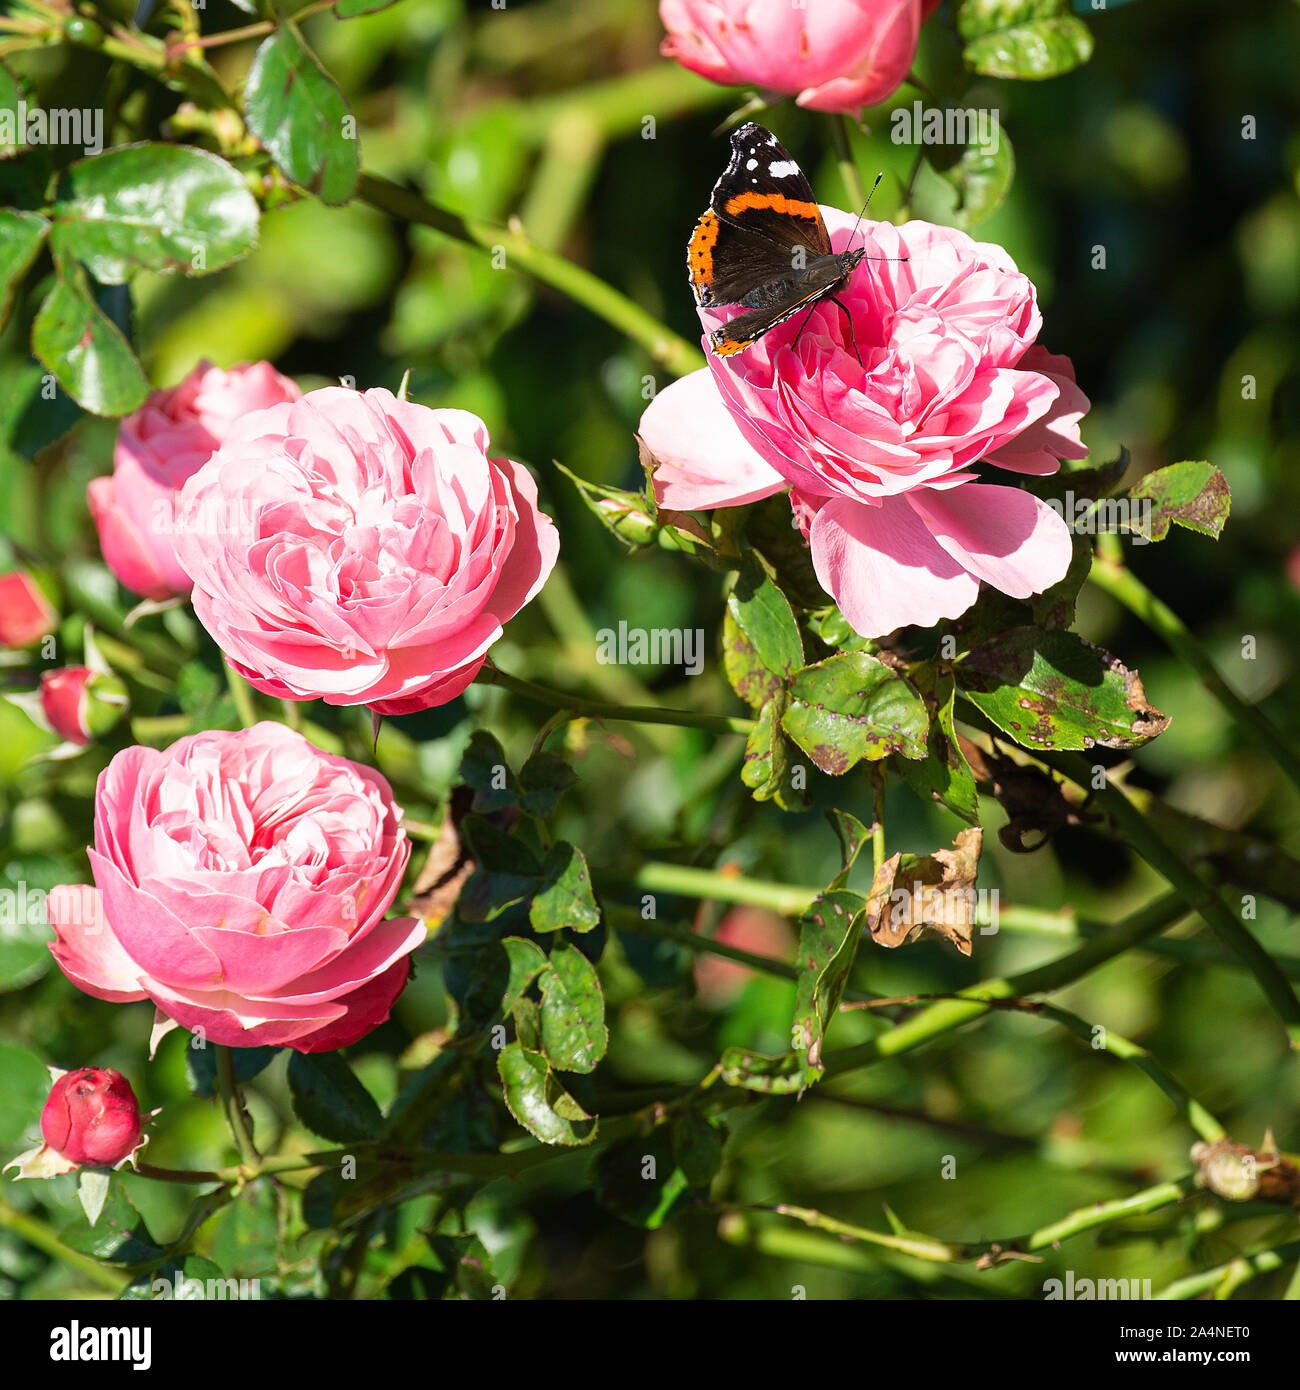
<box><xmin>830</xmin><ymin>296</ymin><xmax>864</xmax><ymax>369</ymax></box>
<box><xmin>789</xmin><ymin>298</ymin><xmax>823</xmax><ymax>353</ymax></box>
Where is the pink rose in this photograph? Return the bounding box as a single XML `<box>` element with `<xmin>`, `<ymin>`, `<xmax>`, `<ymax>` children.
<box><xmin>38</xmin><ymin>666</ymin><xmax>129</xmax><ymax>746</ymax></box>
<box><xmin>47</xmin><ymin>722</ymin><xmax>423</xmax><ymax>1052</ymax></box>
<box><xmin>88</xmin><ymin>360</ymin><xmax>301</xmax><ymax>600</ymax></box>
<box><xmin>173</xmin><ymin>388</ymin><xmax>560</xmax><ymax>716</ymax></box>
<box><xmin>659</xmin><ymin>0</ymin><xmax>940</xmax><ymax>114</ymax></box>
<box><xmin>0</xmin><ymin>569</ymin><xmax>56</xmax><ymax>647</ymax></box>
<box><xmin>641</xmin><ymin>210</ymin><xmax>1089</xmax><ymax>637</ymax></box>
<box><xmin>41</xmin><ymin>1068</ymin><xmax>142</xmax><ymax>1167</ymax></box>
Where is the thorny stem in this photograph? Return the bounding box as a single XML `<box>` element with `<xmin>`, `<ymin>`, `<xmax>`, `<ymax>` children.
<box><xmin>215</xmin><ymin>1047</ymin><xmax>261</xmax><ymax>1169</ymax></box>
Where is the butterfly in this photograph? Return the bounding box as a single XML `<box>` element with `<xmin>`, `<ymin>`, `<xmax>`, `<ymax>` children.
<box><xmin>687</xmin><ymin>121</ymin><xmax>889</xmax><ymax>363</ymax></box>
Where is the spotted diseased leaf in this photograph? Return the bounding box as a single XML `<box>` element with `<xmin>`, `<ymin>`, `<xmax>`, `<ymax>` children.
<box><xmin>781</xmin><ymin>652</ymin><xmax>929</xmax><ymax>775</ymax></box>
<box><xmin>718</xmin><ymin>1047</ymin><xmax>806</xmax><ymax>1093</ymax></box>
<box><xmin>497</xmin><ymin>1042</ymin><xmax>597</xmax><ymax>1146</ymax></box>
<box><xmin>244</xmin><ymin>24</ymin><xmax>359</xmax><ymax>205</ymax></box>
<box><xmin>529</xmin><ymin>842</ymin><xmax>600</xmax><ymax>934</ymax></box>
<box><xmin>790</xmin><ymin>887</ymin><xmax>874</xmax><ymax>1083</ymax></box>
<box><xmin>50</xmin><ymin>145</ymin><xmax>259</xmax><ymax>284</ymax></box>
<box><xmin>955</xmin><ymin>627</ymin><xmax>1169</xmax><ymax>751</ymax></box>
<box><xmin>825</xmin><ymin>808</ymin><xmax>872</xmax><ymax>888</ymax></box>
<box><xmin>742</xmin><ymin>691</ymin><xmax>793</xmax><ymax>804</ymax></box>
<box><xmin>538</xmin><ymin>941</ymin><xmax>607</xmax><ymax>1073</ymax></box>
<box><xmin>1123</xmin><ymin>461</ymin><xmax>1231</xmax><ymax>543</ymax></box>
<box><xmin>31</xmin><ymin>261</ymin><xmax>149</xmax><ymax>416</ymax></box>
<box><xmin>895</xmin><ymin>673</ymin><xmax>980</xmax><ymax>825</ymax></box>
<box><xmin>869</xmin><ymin>828</ymin><xmax>984</xmax><ymax>957</ymax></box>
<box><xmin>723</xmin><ymin>556</ymin><xmax>804</xmax><ymax>709</ymax></box>
<box><xmin>518</xmin><ymin>750</ymin><xmax>576</xmax><ymax>818</ymax></box>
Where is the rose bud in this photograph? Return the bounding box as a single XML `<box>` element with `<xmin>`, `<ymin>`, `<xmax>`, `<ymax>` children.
<box><xmin>0</xmin><ymin>569</ymin><xmax>57</xmax><ymax>648</ymax></box>
<box><xmin>39</xmin><ymin>666</ymin><xmax>129</xmax><ymax>746</ymax></box>
<box><xmin>40</xmin><ymin>1068</ymin><xmax>142</xmax><ymax>1167</ymax></box>
<box><xmin>88</xmin><ymin>360</ymin><xmax>301</xmax><ymax>600</ymax></box>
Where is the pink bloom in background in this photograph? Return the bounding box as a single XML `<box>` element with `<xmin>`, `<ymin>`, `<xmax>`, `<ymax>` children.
<box><xmin>88</xmin><ymin>360</ymin><xmax>301</xmax><ymax>600</ymax></box>
<box><xmin>41</xmin><ymin>1068</ymin><xmax>141</xmax><ymax>1167</ymax></box>
<box><xmin>0</xmin><ymin>569</ymin><xmax>56</xmax><ymax>647</ymax></box>
<box><xmin>641</xmin><ymin>210</ymin><xmax>1089</xmax><ymax>637</ymax></box>
<box><xmin>660</xmin><ymin>0</ymin><xmax>940</xmax><ymax>114</ymax></box>
<box><xmin>47</xmin><ymin>722</ymin><xmax>423</xmax><ymax>1052</ymax></box>
<box><xmin>174</xmin><ymin>388</ymin><xmax>559</xmax><ymax>716</ymax></box>
<box><xmin>693</xmin><ymin>907</ymin><xmax>795</xmax><ymax>1008</ymax></box>
<box><xmin>39</xmin><ymin>666</ymin><xmax>94</xmax><ymax>745</ymax></box>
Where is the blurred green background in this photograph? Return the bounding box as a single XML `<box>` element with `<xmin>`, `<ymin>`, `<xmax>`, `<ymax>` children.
<box><xmin>2</xmin><ymin>0</ymin><xmax>1300</xmax><ymax>1299</ymax></box>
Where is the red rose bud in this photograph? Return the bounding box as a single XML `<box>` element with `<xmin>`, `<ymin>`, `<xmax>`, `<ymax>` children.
<box><xmin>40</xmin><ymin>1068</ymin><xmax>142</xmax><ymax>1167</ymax></box>
<box><xmin>0</xmin><ymin>569</ymin><xmax>56</xmax><ymax>648</ymax></box>
<box><xmin>39</xmin><ymin>666</ymin><xmax>128</xmax><ymax>745</ymax></box>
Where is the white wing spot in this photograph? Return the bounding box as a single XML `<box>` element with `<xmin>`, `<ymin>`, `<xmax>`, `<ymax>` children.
<box><xmin>746</xmin><ymin>158</ymin><xmax>758</xmax><ymax>170</ymax></box>
<box><xmin>769</xmin><ymin>160</ymin><xmax>800</xmax><ymax>178</ymax></box>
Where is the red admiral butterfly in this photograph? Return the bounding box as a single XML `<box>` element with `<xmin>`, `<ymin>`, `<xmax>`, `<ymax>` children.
<box><xmin>687</xmin><ymin>121</ymin><xmax>893</xmax><ymax>363</ymax></box>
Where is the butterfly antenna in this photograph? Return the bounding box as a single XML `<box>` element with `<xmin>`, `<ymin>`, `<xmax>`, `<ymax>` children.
<box><xmin>846</xmin><ymin>171</ymin><xmax>908</xmax><ymax>263</ymax></box>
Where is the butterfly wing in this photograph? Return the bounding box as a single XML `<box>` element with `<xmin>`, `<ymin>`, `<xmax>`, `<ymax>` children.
<box><xmin>688</xmin><ymin>122</ymin><xmax>831</xmax><ymax>308</ymax></box>
<box><xmin>709</xmin><ymin>288</ymin><xmax>830</xmax><ymax>357</ymax></box>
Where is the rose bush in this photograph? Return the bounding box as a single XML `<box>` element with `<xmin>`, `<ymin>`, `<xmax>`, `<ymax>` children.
<box><xmin>46</xmin><ymin>722</ymin><xmax>422</xmax><ymax>1052</ymax></box>
<box><xmin>173</xmin><ymin>388</ymin><xmax>560</xmax><ymax>715</ymax></box>
<box><xmin>88</xmin><ymin>360</ymin><xmax>301</xmax><ymax>601</ymax></box>
<box><xmin>640</xmin><ymin>211</ymin><xmax>1089</xmax><ymax>636</ymax></box>
<box><xmin>659</xmin><ymin>0</ymin><xmax>941</xmax><ymax>114</ymax></box>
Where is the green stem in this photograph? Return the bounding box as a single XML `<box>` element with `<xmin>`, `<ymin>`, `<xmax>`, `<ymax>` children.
<box><xmin>828</xmin><ymin>113</ymin><xmax>866</xmax><ymax>210</ymax></box>
<box><xmin>223</xmin><ymin>661</ymin><xmax>259</xmax><ymax>730</ymax></box>
<box><xmin>1050</xmin><ymin>751</ymin><xmax>1300</xmax><ymax>1049</ymax></box>
<box><xmin>1088</xmin><ymin>553</ymin><xmax>1300</xmax><ymax>793</ymax></box>
<box><xmin>0</xmin><ymin>1198</ymin><xmax>129</xmax><ymax>1293</ymax></box>
<box><xmin>357</xmin><ymin>174</ymin><xmax>705</xmax><ymax>379</ymax></box>
<box><xmin>1155</xmin><ymin>1239</ymin><xmax>1300</xmax><ymax>1300</ymax></box>
<box><xmin>475</xmin><ymin>664</ymin><xmax>753</xmax><ymax>735</ymax></box>
<box><xmin>623</xmin><ymin>862</ymin><xmax>813</xmax><ymax>916</ymax></box>
<box><xmin>828</xmin><ymin>891</ymin><xmax>1189</xmax><ymax>1072</ymax></box>
<box><xmin>215</xmin><ymin>1046</ymin><xmax>260</xmax><ymax>1167</ymax></box>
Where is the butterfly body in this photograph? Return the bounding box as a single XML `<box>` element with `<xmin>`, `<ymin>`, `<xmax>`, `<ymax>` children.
<box><xmin>688</xmin><ymin>122</ymin><xmax>864</xmax><ymax>358</ymax></box>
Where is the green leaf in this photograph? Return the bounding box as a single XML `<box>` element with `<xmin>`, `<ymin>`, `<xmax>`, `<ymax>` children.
<box><xmin>119</xmin><ymin>1254</ymin><xmax>231</xmax><ymax>1300</ymax></box>
<box><xmin>0</xmin><ymin>209</ymin><xmax>48</xmax><ymax>331</ymax></box>
<box><xmin>0</xmin><ymin>1041</ymin><xmax>49</xmax><ymax>1145</ymax></box>
<box><xmin>50</xmin><ymin>144</ymin><xmax>259</xmax><ymax>284</ymax></box>
<box><xmin>186</xmin><ymin>1042</ymin><xmax>279</xmax><ymax>1099</ymax></box>
<box><xmin>0</xmin><ymin>856</ymin><xmax>64</xmax><ymax>993</ymax></box>
<box><xmin>501</xmin><ymin>936</ymin><xmax>549</xmax><ymax>1012</ymax></box>
<box><xmin>956</xmin><ymin>0</ymin><xmax>1067</xmax><ymax>40</ymax></box>
<box><xmin>717</xmin><ymin>1047</ymin><xmax>806</xmax><ymax>1094</ymax></box>
<box><xmin>529</xmin><ymin>841</ymin><xmax>600</xmax><ymax>934</ymax></box>
<box><xmin>791</xmin><ymin>888</ymin><xmax>868</xmax><ymax>1081</ymax></box>
<box><xmin>672</xmin><ymin>1111</ymin><xmax>725</xmax><ymax>1187</ymax></box>
<box><xmin>538</xmin><ymin>941</ymin><xmax>607</xmax><ymax>1074</ymax></box>
<box><xmin>781</xmin><ymin>652</ymin><xmax>929</xmax><ymax>774</ymax></box>
<box><xmin>31</xmin><ymin>261</ymin><xmax>149</xmax><ymax>416</ymax></box>
<box><xmin>912</xmin><ymin>121</ymin><xmax>1015</xmax><ymax>231</ymax></box>
<box><xmin>741</xmin><ymin>692</ymin><xmax>790</xmax><ymax>801</ymax></box>
<box><xmin>60</xmin><ymin>1182</ymin><xmax>160</xmax><ymax>1264</ymax></box>
<box><xmin>244</xmin><ymin>24</ymin><xmax>360</xmax><ymax>205</ymax></box>
<box><xmin>460</xmin><ymin>729</ymin><xmax>517</xmax><ymax>813</ymax></box>
<box><xmin>518</xmin><ymin>750</ymin><xmax>576</xmax><ymax>818</ymax></box>
<box><xmin>459</xmin><ymin>817</ymin><xmax>542</xmax><ymax>921</ymax></box>
<box><xmin>288</xmin><ymin>1052</ymin><xmax>384</xmax><ymax>1143</ymax></box>
<box><xmin>208</xmin><ymin>1179</ymin><xmax>278</xmax><ymax>1278</ymax></box>
<box><xmin>1123</xmin><ymin>461</ymin><xmax>1231</xmax><ymax>543</ymax></box>
<box><xmin>963</xmin><ymin>15</ymin><xmax>1094</xmax><ymax>80</ymax></box>
<box><xmin>955</xmin><ymin>626</ymin><xmax>1170</xmax><ymax>750</ymax></box>
<box><xmin>335</xmin><ymin>0</ymin><xmax>401</xmax><ymax>15</ymax></box>
<box><xmin>496</xmin><ymin>1043</ymin><xmax>597</xmax><ymax>1146</ymax></box>
<box><xmin>723</xmin><ymin>556</ymin><xmax>804</xmax><ymax>708</ymax></box>
<box><xmin>895</xmin><ymin>674</ymin><xmax>980</xmax><ymax>825</ymax></box>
